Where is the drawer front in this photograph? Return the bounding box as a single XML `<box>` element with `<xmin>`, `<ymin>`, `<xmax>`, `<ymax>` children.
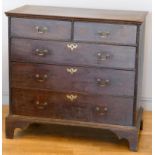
<box><xmin>11</xmin><ymin>38</ymin><xmax>136</xmax><ymax>69</ymax></box>
<box><xmin>74</xmin><ymin>22</ymin><xmax>137</xmax><ymax>45</ymax></box>
<box><xmin>11</xmin><ymin>18</ymin><xmax>71</xmax><ymax>40</ymax></box>
<box><xmin>11</xmin><ymin>62</ymin><xmax>135</xmax><ymax>97</ymax></box>
<box><xmin>12</xmin><ymin>88</ymin><xmax>133</xmax><ymax>126</ymax></box>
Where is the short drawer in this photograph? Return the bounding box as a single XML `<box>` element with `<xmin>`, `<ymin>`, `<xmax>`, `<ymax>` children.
<box><xmin>74</xmin><ymin>22</ymin><xmax>137</xmax><ymax>45</ymax></box>
<box><xmin>11</xmin><ymin>38</ymin><xmax>136</xmax><ymax>70</ymax></box>
<box><xmin>11</xmin><ymin>88</ymin><xmax>133</xmax><ymax>126</ymax></box>
<box><xmin>11</xmin><ymin>62</ymin><xmax>135</xmax><ymax>97</ymax></box>
<box><xmin>11</xmin><ymin>18</ymin><xmax>71</xmax><ymax>40</ymax></box>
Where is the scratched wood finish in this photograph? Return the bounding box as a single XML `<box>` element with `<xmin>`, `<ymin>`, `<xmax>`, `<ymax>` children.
<box><xmin>11</xmin><ymin>62</ymin><xmax>135</xmax><ymax>97</ymax></box>
<box><xmin>11</xmin><ymin>38</ymin><xmax>136</xmax><ymax>69</ymax></box>
<box><xmin>11</xmin><ymin>17</ymin><xmax>72</xmax><ymax>40</ymax></box>
<box><xmin>74</xmin><ymin>22</ymin><xmax>137</xmax><ymax>45</ymax></box>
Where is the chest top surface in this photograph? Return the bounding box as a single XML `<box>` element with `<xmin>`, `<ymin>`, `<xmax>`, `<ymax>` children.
<box><xmin>6</xmin><ymin>5</ymin><xmax>147</xmax><ymax>24</ymax></box>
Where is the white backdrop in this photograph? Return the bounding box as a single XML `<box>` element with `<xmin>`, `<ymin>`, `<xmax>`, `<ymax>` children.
<box><xmin>2</xmin><ymin>0</ymin><xmax>152</xmax><ymax>110</ymax></box>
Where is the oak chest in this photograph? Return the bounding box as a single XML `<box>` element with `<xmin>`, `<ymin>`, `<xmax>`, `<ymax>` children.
<box><xmin>5</xmin><ymin>5</ymin><xmax>147</xmax><ymax>151</ymax></box>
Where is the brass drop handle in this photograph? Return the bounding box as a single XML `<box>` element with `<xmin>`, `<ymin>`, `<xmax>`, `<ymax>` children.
<box><xmin>96</xmin><ymin>78</ymin><xmax>110</xmax><ymax>87</ymax></box>
<box><xmin>66</xmin><ymin>68</ymin><xmax>78</xmax><ymax>75</ymax></box>
<box><xmin>97</xmin><ymin>52</ymin><xmax>110</xmax><ymax>61</ymax></box>
<box><xmin>36</xmin><ymin>101</ymin><xmax>48</xmax><ymax>109</ymax></box>
<box><xmin>35</xmin><ymin>26</ymin><xmax>48</xmax><ymax>34</ymax></box>
<box><xmin>35</xmin><ymin>74</ymin><xmax>48</xmax><ymax>82</ymax></box>
<box><xmin>66</xmin><ymin>94</ymin><xmax>78</xmax><ymax>102</ymax></box>
<box><xmin>97</xmin><ymin>31</ymin><xmax>110</xmax><ymax>38</ymax></box>
<box><xmin>67</xmin><ymin>43</ymin><xmax>78</xmax><ymax>51</ymax></box>
<box><xmin>95</xmin><ymin>106</ymin><xmax>108</xmax><ymax>115</ymax></box>
<box><xmin>35</xmin><ymin>49</ymin><xmax>48</xmax><ymax>57</ymax></box>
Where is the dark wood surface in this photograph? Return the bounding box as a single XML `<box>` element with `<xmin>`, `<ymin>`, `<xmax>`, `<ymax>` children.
<box><xmin>11</xmin><ymin>17</ymin><xmax>71</xmax><ymax>40</ymax></box>
<box><xmin>6</xmin><ymin>5</ymin><xmax>146</xmax><ymax>151</ymax></box>
<box><xmin>11</xmin><ymin>62</ymin><xmax>135</xmax><ymax>97</ymax></box>
<box><xmin>3</xmin><ymin>105</ymin><xmax>152</xmax><ymax>155</ymax></box>
<box><xmin>11</xmin><ymin>38</ymin><xmax>136</xmax><ymax>70</ymax></box>
<box><xmin>135</xmin><ymin>23</ymin><xmax>145</xmax><ymax>121</ymax></box>
<box><xmin>11</xmin><ymin>88</ymin><xmax>134</xmax><ymax>126</ymax></box>
<box><xmin>6</xmin><ymin>5</ymin><xmax>147</xmax><ymax>24</ymax></box>
<box><xmin>74</xmin><ymin>22</ymin><xmax>137</xmax><ymax>45</ymax></box>
<box><xmin>5</xmin><ymin>107</ymin><xmax>144</xmax><ymax>151</ymax></box>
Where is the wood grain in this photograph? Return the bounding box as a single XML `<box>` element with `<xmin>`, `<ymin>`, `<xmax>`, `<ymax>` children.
<box><xmin>11</xmin><ymin>62</ymin><xmax>135</xmax><ymax>97</ymax></box>
<box><xmin>6</xmin><ymin>5</ymin><xmax>146</xmax><ymax>151</ymax></box>
<box><xmin>11</xmin><ymin>88</ymin><xmax>134</xmax><ymax>126</ymax></box>
<box><xmin>74</xmin><ymin>22</ymin><xmax>137</xmax><ymax>45</ymax></box>
<box><xmin>3</xmin><ymin>105</ymin><xmax>152</xmax><ymax>155</ymax></box>
<box><xmin>11</xmin><ymin>17</ymin><xmax>71</xmax><ymax>40</ymax></box>
<box><xmin>11</xmin><ymin>38</ymin><xmax>136</xmax><ymax>70</ymax></box>
<box><xmin>6</xmin><ymin>5</ymin><xmax>147</xmax><ymax>24</ymax></box>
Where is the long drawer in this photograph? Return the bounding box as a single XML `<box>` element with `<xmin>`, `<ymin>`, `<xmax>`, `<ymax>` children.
<box><xmin>11</xmin><ymin>62</ymin><xmax>135</xmax><ymax>97</ymax></box>
<box><xmin>74</xmin><ymin>22</ymin><xmax>137</xmax><ymax>45</ymax></box>
<box><xmin>11</xmin><ymin>88</ymin><xmax>134</xmax><ymax>126</ymax></box>
<box><xmin>11</xmin><ymin>18</ymin><xmax>72</xmax><ymax>40</ymax></box>
<box><xmin>11</xmin><ymin>38</ymin><xmax>136</xmax><ymax>69</ymax></box>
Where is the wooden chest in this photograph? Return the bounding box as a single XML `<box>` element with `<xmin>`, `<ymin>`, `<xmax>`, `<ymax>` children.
<box><xmin>5</xmin><ymin>5</ymin><xmax>147</xmax><ymax>151</ymax></box>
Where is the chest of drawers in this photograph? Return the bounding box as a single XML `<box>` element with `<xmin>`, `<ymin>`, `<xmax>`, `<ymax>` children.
<box><xmin>5</xmin><ymin>5</ymin><xmax>147</xmax><ymax>151</ymax></box>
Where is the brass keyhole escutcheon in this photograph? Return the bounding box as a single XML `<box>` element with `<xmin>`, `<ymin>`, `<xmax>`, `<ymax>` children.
<box><xmin>66</xmin><ymin>94</ymin><xmax>78</xmax><ymax>102</ymax></box>
<box><xmin>66</xmin><ymin>68</ymin><xmax>78</xmax><ymax>75</ymax></box>
<box><xmin>67</xmin><ymin>43</ymin><xmax>78</xmax><ymax>51</ymax></box>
